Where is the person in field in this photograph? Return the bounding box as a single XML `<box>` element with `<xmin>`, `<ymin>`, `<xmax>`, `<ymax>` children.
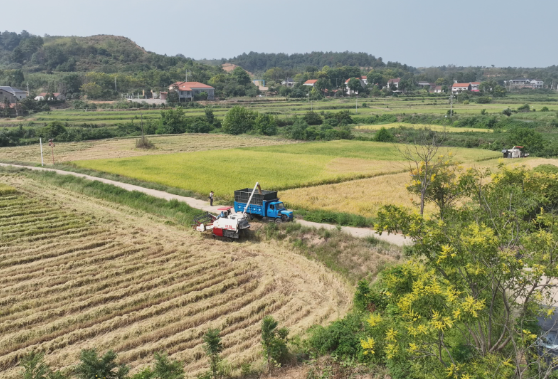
<box><xmin>209</xmin><ymin>191</ymin><xmax>214</xmax><ymax>206</ymax></box>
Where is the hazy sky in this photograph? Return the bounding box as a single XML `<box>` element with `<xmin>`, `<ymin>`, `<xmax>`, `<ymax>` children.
<box><xmin>2</xmin><ymin>0</ymin><xmax>557</xmax><ymax>68</ymax></box>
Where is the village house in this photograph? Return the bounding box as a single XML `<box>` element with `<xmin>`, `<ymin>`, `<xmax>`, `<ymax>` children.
<box><xmin>452</xmin><ymin>83</ymin><xmax>472</xmax><ymax>93</ymax></box>
<box><xmin>281</xmin><ymin>78</ymin><xmax>297</xmax><ymax>87</ymax></box>
<box><xmin>344</xmin><ymin>76</ymin><xmax>367</xmax><ymax>95</ymax></box>
<box><xmin>387</xmin><ymin>78</ymin><xmax>400</xmax><ymax>89</ymax></box>
<box><xmin>168</xmin><ymin>82</ymin><xmax>215</xmax><ymax>101</ymax></box>
<box><xmin>470</xmin><ymin>82</ymin><xmax>481</xmax><ymax>91</ymax></box>
<box><xmin>508</xmin><ymin>79</ymin><xmax>544</xmax><ymax>89</ymax></box>
<box><xmin>431</xmin><ymin>85</ymin><xmax>443</xmax><ymax>93</ymax></box>
<box><xmin>0</xmin><ymin>86</ymin><xmax>27</xmax><ymax>103</ymax></box>
<box><xmin>303</xmin><ymin>79</ymin><xmax>318</xmax><ymax>87</ymax></box>
<box><xmin>34</xmin><ymin>92</ymin><xmax>66</xmax><ymax>101</ymax></box>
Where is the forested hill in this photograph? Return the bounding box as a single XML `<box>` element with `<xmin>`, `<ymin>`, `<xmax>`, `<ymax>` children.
<box><xmin>225</xmin><ymin>51</ymin><xmax>415</xmax><ymax>74</ymax></box>
<box><xmin>0</xmin><ymin>31</ymin><xmax>189</xmax><ymax>73</ymax></box>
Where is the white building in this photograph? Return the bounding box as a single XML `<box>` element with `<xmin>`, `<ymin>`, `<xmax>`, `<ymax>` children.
<box><xmin>0</xmin><ymin>86</ymin><xmax>27</xmax><ymax>102</ymax></box>
<box><xmin>387</xmin><ymin>78</ymin><xmax>400</xmax><ymax>89</ymax></box>
<box><xmin>344</xmin><ymin>76</ymin><xmax>367</xmax><ymax>95</ymax></box>
<box><xmin>452</xmin><ymin>83</ymin><xmax>471</xmax><ymax>93</ymax></box>
<box><xmin>303</xmin><ymin>79</ymin><xmax>318</xmax><ymax>87</ymax></box>
<box><xmin>34</xmin><ymin>92</ymin><xmax>66</xmax><ymax>101</ymax></box>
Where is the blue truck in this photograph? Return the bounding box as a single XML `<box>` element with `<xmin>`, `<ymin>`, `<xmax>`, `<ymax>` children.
<box><xmin>234</xmin><ymin>187</ymin><xmax>294</xmax><ymax>222</ymax></box>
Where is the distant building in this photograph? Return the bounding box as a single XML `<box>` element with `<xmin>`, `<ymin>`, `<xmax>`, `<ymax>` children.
<box><xmin>470</xmin><ymin>82</ymin><xmax>481</xmax><ymax>91</ymax></box>
<box><xmin>508</xmin><ymin>78</ymin><xmax>544</xmax><ymax>89</ymax></box>
<box><xmin>344</xmin><ymin>77</ymin><xmax>368</xmax><ymax>95</ymax></box>
<box><xmin>303</xmin><ymin>79</ymin><xmax>318</xmax><ymax>87</ymax></box>
<box><xmin>34</xmin><ymin>92</ymin><xmax>66</xmax><ymax>101</ymax></box>
<box><xmin>417</xmin><ymin>81</ymin><xmax>432</xmax><ymax>88</ymax></box>
<box><xmin>452</xmin><ymin>83</ymin><xmax>472</xmax><ymax>93</ymax></box>
<box><xmin>0</xmin><ymin>86</ymin><xmax>27</xmax><ymax>102</ymax></box>
<box><xmin>431</xmin><ymin>86</ymin><xmax>443</xmax><ymax>93</ymax></box>
<box><xmin>387</xmin><ymin>78</ymin><xmax>400</xmax><ymax>89</ymax></box>
<box><xmin>281</xmin><ymin>78</ymin><xmax>297</xmax><ymax>87</ymax></box>
<box><xmin>168</xmin><ymin>82</ymin><xmax>215</xmax><ymax>101</ymax></box>
<box><xmin>530</xmin><ymin>79</ymin><xmax>544</xmax><ymax>89</ymax></box>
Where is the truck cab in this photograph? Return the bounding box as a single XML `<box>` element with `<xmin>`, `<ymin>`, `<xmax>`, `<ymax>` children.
<box><xmin>267</xmin><ymin>201</ymin><xmax>293</xmax><ymax>221</ymax></box>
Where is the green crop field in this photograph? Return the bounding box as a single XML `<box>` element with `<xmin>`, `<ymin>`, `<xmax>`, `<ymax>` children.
<box><xmin>74</xmin><ymin>140</ymin><xmax>500</xmax><ymax>199</ymax></box>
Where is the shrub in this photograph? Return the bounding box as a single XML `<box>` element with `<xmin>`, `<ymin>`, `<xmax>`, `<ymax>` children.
<box><xmin>517</xmin><ymin>103</ymin><xmax>530</xmax><ymax>112</ymax></box>
<box><xmin>75</xmin><ymin>349</ymin><xmax>129</xmax><ymax>379</ymax></box>
<box><xmin>222</xmin><ymin>106</ymin><xmax>256</xmax><ymax>135</ymax></box>
<box><xmin>254</xmin><ymin>114</ymin><xmax>278</xmax><ymax>136</ymax></box>
<box><xmin>374</xmin><ymin>127</ymin><xmax>395</xmax><ymax>142</ymax></box>
<box><xmin>303</xmin><ymin>111</ymin><xmax>323</xmax><ymax>125</ymax></box>
<box><xmin>541</xmin><ymin>106</ymin><xmax>550</xmax><ymax>112</ymax></box>
<box><xmin>476</xmin><ymin>96</ymin><xmax>492</xmax><ymax>104</ymax></box>
<box><xmin>261</xmin><ymin>316</ymin><xmax>289</xmax><ymax>371</ymax></box>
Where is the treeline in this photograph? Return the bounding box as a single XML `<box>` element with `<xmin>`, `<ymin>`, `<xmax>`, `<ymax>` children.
<box><xmin>226</xmin><ymin>51</ymin><xmax>414</xmax><ymax>74</ymax></box>
<box><xmin>18</xmin><ymin>316</ymin><xmax>289</xmax><ymax>379</ymax></box>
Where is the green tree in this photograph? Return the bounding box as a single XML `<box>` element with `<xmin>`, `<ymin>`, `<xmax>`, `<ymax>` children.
<box><xmin>372</xmin><ymin>165</ymin><xmax>558</xmax><ymax>378</ymax></box>
<box><xmin>374</xmin><ymin>127</ymin><xmax>395</xmax><ymax>142</ymax></box>
<box><xmin>39</xmin><ymin>121</ymin><xmax>67</xmax><ymax>139</ymax></box>
<box><xmin>222</xmin><ymin>106</ymin><xmax>256</xmax><ymax>135</ymax></box>
<box><xmin>204</xmin><ymin>108</ymin><xmax>215</xmax><ymax>124</ymax></box>
<box><xmin>203</xmin><ymin>329</ymin><xmax>223</xmax><ymax>379</ymax></box>
<box><xmin>254</xmin><ymin>113</ymin><xmax>277</xmax><ymax>136</ymax></box>
<box><xmin>152</xmin><ymin>352</ymin><xmax>184</xmax><ymax>379</ymax></box>
<box><xmin>509</xmin><ymin>127</ymin><xmax>545</xmax><ymax>154</ymax></box>
<box><xmin>75</xmin><ymin>349</ymin><xmax>129</xmax><ymax>379</ymax></box>
<box><xmin>347</xmin><ymin>77</ymin><xmax>362</xmax><ymax>95</ymax></box>
<box><xmin>80</xmin><ymin>82</ymin><xmax>103</xmax><ymax>99</ymax></box>
<box><xmin>20</xmin><ymin>352</ymin><xmax>66</xmax><ymax>379</ymax></box>
<box><xmin>230</xmin><ymin>67</ymin><xmax>251</xmax><ymax>86</ymax></box>
<box><xmin>158</xmin><ymin>108</ymin><xmax>187</xmax><ymax>134</ymax></box>
<box><xmin>261</xmin><ymin>316</ymin><xmax>289</xmax><ymax>372</ymax></box>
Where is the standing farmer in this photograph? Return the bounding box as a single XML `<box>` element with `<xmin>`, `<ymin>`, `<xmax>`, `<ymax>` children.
<box><xmin>209</xmin><ymin>191</ymin><xmax>214</xmax><ymax>206</ymax></box>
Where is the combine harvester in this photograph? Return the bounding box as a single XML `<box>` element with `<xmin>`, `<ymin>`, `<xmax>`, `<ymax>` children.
<box><xmin>192</xmin><ymin>182</ymin><xmax>261</xmax><ymax>240</ymax></box>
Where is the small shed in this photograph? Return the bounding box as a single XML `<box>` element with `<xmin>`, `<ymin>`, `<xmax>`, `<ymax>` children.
<box><xmin>502</xmin><ymin>146</ymin><xmax>529</xmax><ymax>158</ymax></box>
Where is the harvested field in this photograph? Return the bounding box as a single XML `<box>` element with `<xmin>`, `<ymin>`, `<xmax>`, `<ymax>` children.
<box><xmin>0</xmin><ymin>173</ymin><xmax>352</xmax><ymax>378</ymax></box>
<box><xmin>0</xmin><ymin>134</ymin><xmax>296</xmax><ymax>165</ymax></box>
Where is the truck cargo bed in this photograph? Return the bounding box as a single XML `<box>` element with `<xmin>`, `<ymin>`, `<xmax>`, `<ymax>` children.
<box><xmin>234</xmin><ymin>188</ymin><xmax>277</xmax><ymax>206</ymax></box>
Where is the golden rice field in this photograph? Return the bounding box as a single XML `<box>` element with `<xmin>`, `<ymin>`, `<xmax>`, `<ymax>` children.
<box><xmin>73</xmin><ymin>141</ymin><xmax>500</xmax><ymax>200</ymax></box>
<box><xmin>0</xmin><ymin>134</ymin><xmax>296</xmax><ymax>165</ymax></box>
<box><xmin>0</xmin><ymin>173</ymin><xmax>352</xmax><ymax>378</ymax></box>
<box><xmin>281</xmin><ymin>157</ymin><xmax>558</xmax><ymax>217</ymax></box>
<box><xmin>355</xmin><ymin>123</ymin><xmax>493</xmax><ymax>133</ymax></box>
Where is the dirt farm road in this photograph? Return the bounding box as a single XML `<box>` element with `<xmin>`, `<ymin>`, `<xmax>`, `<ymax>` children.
<box><xmin>0</xmin><ymin>163</ymin><xmax>411</xmax><ymax>246</ymax></box>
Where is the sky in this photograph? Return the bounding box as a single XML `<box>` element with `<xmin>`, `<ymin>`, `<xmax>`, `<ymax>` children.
<box><xmin>2</xmin><ymin>0</ymin><xmax>557</xmax><ymax>68</ymax></box>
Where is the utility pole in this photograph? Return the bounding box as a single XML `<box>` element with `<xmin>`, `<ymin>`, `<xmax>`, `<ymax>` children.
<box><xmin>449</xmin><ymin>93</ymin><xmax>454</xmax><ymax>117</ymax></box>
<box><xmin>40</xmin><ymin>138</ymin><xmax>44</xmax><ymax>167</ymax></box>
<box><xmin>185</xmin><ymin>70</ymin><xmax>188</xmax><ymax>82</ymax></box>
<box><xmin>114</xmin><ymin>77</ymin><xmax>117</xmax><ymax>92</ymax></box>
<box><xmin>26</xmin><ymin>82</ymin><xmax>29</xmax><ymax>96</ymax></box>
<box><xmin>356</xmin><ymin>96</ymin><xmax>358</xmax><ymax>114</ymax></box>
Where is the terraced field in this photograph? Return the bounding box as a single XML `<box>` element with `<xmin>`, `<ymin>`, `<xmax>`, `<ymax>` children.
<box><xmin>0</xmin><ymin>134</ymin><xmax>297</xmax><ymax>165</ymax></box>
<box><xmin>0</xmin><ymin>173</ymin><xmax>351</xmax><ymax>377</ymax></box>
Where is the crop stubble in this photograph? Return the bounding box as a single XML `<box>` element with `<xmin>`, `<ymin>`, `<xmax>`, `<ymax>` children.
<box><xmin>0</xmin><ymin>173</ymin><xmax>351</xmax><ymax>377</ymax></box>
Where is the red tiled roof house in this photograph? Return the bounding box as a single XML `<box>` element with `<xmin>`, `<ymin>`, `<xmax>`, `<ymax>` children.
<box><xmin>168</xmin><ymin>82</ymin><xmax>215</xmax><ymax>101</ymax></box>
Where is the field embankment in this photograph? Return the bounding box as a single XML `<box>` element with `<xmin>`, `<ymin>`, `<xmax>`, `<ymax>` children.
<box><xmin>0</xmin><ymin>172</ymin><xmax>353</xmax><ymax>378</ymax></box>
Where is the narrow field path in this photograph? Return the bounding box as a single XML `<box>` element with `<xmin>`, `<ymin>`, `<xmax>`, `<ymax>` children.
<box><xmin>0</xmin><ymin>163</ymin><xmax>411</xmax><ymax>246</ymax></box>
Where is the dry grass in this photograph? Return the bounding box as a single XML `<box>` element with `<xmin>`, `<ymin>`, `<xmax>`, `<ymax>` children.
<box><xmin>281</xmin><ymin>157</ymin><xmax>558</xmax><ymax>218</ymax></box>
<box><xmin>0</xmin><ymin>134</ymin><xmax>297</xmax><ymax>165</ymax></box>
<box><xmin>0</xmin><ymin>173</ymin><xmax>352</xmax><ymax>378</ymax></box>
<box><xmin>355</xmin><ymin>123</ymin><xmax>493</xmax><ymax>133</ymax></box>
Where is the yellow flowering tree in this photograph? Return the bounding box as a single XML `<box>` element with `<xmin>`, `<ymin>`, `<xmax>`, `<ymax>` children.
<box><xmin>371</xmin><ymin>165</ymin><xmax>558</xmax><ymax>378</ymax></box>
